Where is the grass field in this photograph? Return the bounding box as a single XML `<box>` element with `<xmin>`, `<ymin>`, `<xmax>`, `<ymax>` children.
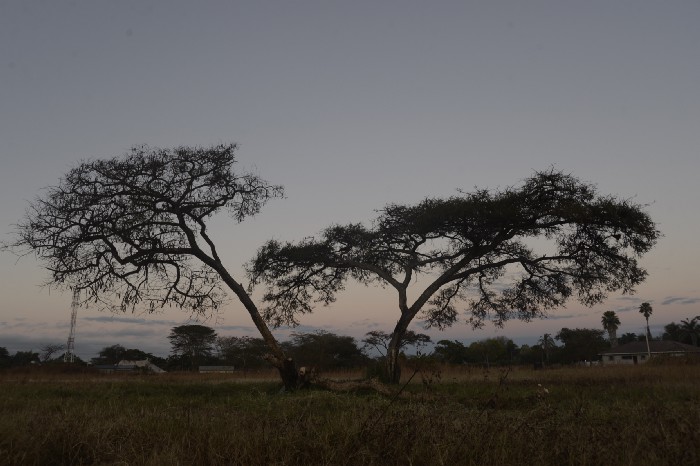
<box><xmin>1</xmin><ymin>362</ymin><xmax>698</xmax><ymax>465</ymax></box>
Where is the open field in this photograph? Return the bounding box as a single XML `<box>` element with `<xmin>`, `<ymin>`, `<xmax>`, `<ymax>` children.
<box><xmin>1</xmin><ymin>362</ymin><xmax>699</xmax><ymax>465</ymax></box>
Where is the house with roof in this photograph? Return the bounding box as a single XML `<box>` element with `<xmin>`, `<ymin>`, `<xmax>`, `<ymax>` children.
<box><xmin>599</xmin><ymin>340</ymin><xmax>700</xmax><ymax>365</ymax></box>
<box><xmin>95</xmin><ymin>359</ymin><xmax>166</xmax><ymax>374</ymax></box>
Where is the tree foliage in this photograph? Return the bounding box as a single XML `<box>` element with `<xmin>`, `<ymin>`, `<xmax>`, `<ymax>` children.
<box><xmin>538</xmin><ymin>333</ymin><xmax>557</xmax><ymax>363</ymax></box>
<box><xmin>679</xmin><ymin>317</ymin><xmax>700</xmax><ymax>346</ymax></box>
<box><xmin>168</xmin><ymin>324</ymin><xmax>217</xmax><ymax>369</ymax></box>
<box><xmin>0</xmin><ymin>347</ymin><xmax>10</xmax><ymax>369</ymax></box>
<box><xmin>555</xmin><ymin>328</ymin><xmax>607</xmax><ymax>363</ymax></box>
<box><xmin>639</xmin><ymin>302</ymin><xmax>653</xmax><ymax>339</ymax></box>
<box><xmin>7</xmin><ymin>144</ymin><xmax>301</xmax><ymax>387</ymax></box>
<box><xmin>283</xmin><ymin>331</ymin><xmax>367</xmax><ymax>370</ymax></box>
<box><xmin>433</xmin><ymin>339</ymin><xmax>470</xmax><ymax>365</ymax></box>
<box><xmin>10</xmin><ymin>144</ymin><xmax>281</xmax><ymax>314</ymax></box>
<box><xmin>601</xmin><ymin>311</ymin><xmax>621</xmax><ymax>347</ymax></box>
<box><xmin>249</xmin><ymin>170</ymin><xmax>658</xmax><ymax>381</ymax></box>
<box><xmin>39</xmin><ymin>343</ymin><xmax>66</xmax><ymax>363</ymax></box>
<box><xmin>362</xmin><ymin>330</ymin><xmax>431</xmax><ymax>357</ymax></box>
<box><xmin>216</xmin><ymin>336</ymin><xmax>270</xmax><ymax>369</ymax></box>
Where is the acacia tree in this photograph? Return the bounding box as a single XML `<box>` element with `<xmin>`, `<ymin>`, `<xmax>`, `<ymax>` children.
<box><xmin>249</xmin><ymin>170</ymin><xmax>658</xmax><ymax>383</ymax></box>
<box><xmin>216</xmin><ymin>336</ymin><xmax>270</xmax><ymax>369</ymax></box>
<box><xmin>39</xmin><ymin>343</ymin><xmax>66</xmax><ymax>363</ymax></box>
<box><xmin>168</xmin><ymin>324</ymin><xmax>217</xmax><ymax>369</ymax></box>
<box><xmin>7</xmin><ymin>144</ymin><xmax>300</xmax><ymax>389</ymax></box>
<box><xmin>362</xmin><ymin>330</ymin><xmax>432</xmax><ymax>358</ymax></box>
<box><xmin>601</xmin><ymin>311</ymin><xmax>621</xmax><ymax>347</ymax></box>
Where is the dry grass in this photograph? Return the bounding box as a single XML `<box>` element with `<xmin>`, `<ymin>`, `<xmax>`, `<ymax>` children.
<box><xmin>1</xmin><ymin>363</ymin><xmax>699</xmax><ymax>465</ymax></box>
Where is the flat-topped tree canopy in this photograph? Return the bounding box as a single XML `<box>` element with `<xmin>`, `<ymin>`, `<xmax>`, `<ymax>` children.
<box><xmin>249</xmin><ymin>169</ymin><xmax>659</xmax><ymax>383</ymax></box>
<box><xmin>8</xmin><ymin>144</ymin><xmax>307</xmax><ymax>390</ymax></box>
<box><xmin>11</xmin><ymin>143</ymin><xmax>282</xmax><ymax>314</ymax></box>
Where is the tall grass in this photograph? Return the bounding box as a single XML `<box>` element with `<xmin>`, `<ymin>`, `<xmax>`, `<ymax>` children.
<box><xmin>1</xmin><ymin>363</ymin><xmax>698</xmax><ymax>465</ymax></box>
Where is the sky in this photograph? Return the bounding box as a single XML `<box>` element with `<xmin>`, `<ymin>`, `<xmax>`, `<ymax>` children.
<box><xmin>1</xmin><ymin>0</ymin><xmax>699</xmax><ymax>360</ymax></box>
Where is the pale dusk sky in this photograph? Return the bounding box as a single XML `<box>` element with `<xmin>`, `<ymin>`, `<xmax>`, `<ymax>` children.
<box><xmin>1</xmin><ymin>1</ymin><xmax>699</xmax><ymax>359</ymax></box>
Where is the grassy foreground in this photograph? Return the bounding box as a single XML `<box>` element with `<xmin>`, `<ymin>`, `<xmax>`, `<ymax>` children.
<box><xmin>1</xmin><ymin>363</ymin><xmax>699</xmax><ymax>465</ymax></box>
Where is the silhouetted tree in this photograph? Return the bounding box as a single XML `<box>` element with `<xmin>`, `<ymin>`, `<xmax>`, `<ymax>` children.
<box><xmin>216</xmin><ymin>336</ymin><xmax>270</xmax><ymax>369</ymax></box>
<box><xmin>39</xmin><ymin>343</ymin><xmax>66</xmax><ymax>363</ymax></box>
<box><xmin>7</xmin><ymin>144</ymin><xmax>302</xmax><ymax>390</ymax></box>
<box><xmin>679</xmin><ymin>317</ymin><xmax>700</xmax><ymax>346</ymax></box>
<box><xmin>11</xmin><ymin>351</ymin><xmax>40</xmax><ymax>366</ymax></box>
<box><xmin>250</xmin><ymin>170</ymin><xmax>658</xmax><ymax>383</ymax></box>
<box><xmin>601</xmin><ymin>311</ymin><xmax>621</xmax><ymax>347</ymax></box>
<box><xmin>639</xmin><ymin>302</ymin><xmax>653</xmax><ymax>340</ymax></box>
<box><xmin>432</xmin><ymin>340</ymin><xmax>469</xmax><ymax>364</ymax></box>
<box><xmin>468</xmin><ymin>336</ymin><xmax>517</xmax><ymax>367</ymax></box>
<box><xmin>284</xmin><ymin>331</ymin><xmax>367</xmax><ymax>370</ymax></box>
<box><xmin>638</xmin><ymin>302</ymin><xmax>654</xmax><ymax>356</ymax></box>
<box><xmin>538</xmin><ymin>333</ymin><xmax>557</xmax><ymax>364</ymax></box>
<box><xmin>0</xmin><ymin>347</ymin><xmax>11</xmax><ymax>369</ymax></box>
<box><xmin>94</xmin><ymin>344</ymin><xmax>127</xmax><ymax>365</ymax></box>
<box><xmin>362</xmin><ymin>330</ymin><xmax>432</xmax><ymax>357</ymax></box>
<box><xmin>662</xmin><ymin>322</ymin><xmax>683</xmax><ymax>343</ymax></box>
<box><xmin>555</xmin><ymin>328</ymin><xmax>607</xmax><ymax>363</ymax></box>
<box><xmin>168</xmin><ymin>324</ymin><xmax>217</xmax><ymax>370</ymax></box>
<box><xmin>618</xmin><ymin>332</ymin><xmax>641</xmax><ymax>345</ymax></box>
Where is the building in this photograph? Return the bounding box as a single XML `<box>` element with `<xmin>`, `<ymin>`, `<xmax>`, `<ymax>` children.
<box><xmin>599</xmin><ymin>340</ymin><xmax>700</xmax><ymax>365</ymax></box>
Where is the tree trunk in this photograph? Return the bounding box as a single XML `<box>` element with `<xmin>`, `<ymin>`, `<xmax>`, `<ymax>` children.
<box><xmin>278</xmin><ymin>358</ymin><xmax>299</xmax><ymax>391</ymax></box>
<box><xmin>208</xmin><ymin>260</ymin><xmax>299</xmax><ymax>390</ymax></box>
<box><xmin>385</xmin><ymin>327</ymin><xmax>409</xmax><ymax>384</ymax></box>
<box><xmin>385</xmin><ymin>346</ymin><xmax>402</xmax><ymax>384</ymax></box>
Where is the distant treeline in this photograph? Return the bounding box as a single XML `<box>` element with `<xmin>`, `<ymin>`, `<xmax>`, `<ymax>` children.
<box><xmin>2</xmin><ymin>317</ymin><xmax>698</xmax><ymax>372</ymax></box>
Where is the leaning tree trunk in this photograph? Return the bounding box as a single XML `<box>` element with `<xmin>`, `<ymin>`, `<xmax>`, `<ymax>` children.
<box><xmin>209</xmin><ymin>261</ymin><xmax>300</xmax><ymax>391</ymax></box>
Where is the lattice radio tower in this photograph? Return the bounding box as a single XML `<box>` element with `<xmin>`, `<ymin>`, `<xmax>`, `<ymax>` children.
<box><xmin>63</xmin><ymin>288</ymin><xmax>79</xmax><ymax>363</ymax></box>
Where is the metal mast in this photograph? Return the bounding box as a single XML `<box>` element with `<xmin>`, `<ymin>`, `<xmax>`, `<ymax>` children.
<box><xmin>63</xmin><ymin>289</ymin><xmax>79</xmax><ymax>363</ymax></box>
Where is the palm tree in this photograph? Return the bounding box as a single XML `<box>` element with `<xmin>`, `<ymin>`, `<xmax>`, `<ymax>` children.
<box><xmin>639</xmin><ymin>302</ymin><xmax>653</xmax><ymax>339</ymax></box>
<box><xmin>679</xmin><ymin>317</ymin><xmax>700</xmax><ymax>347</ymax></box>
<box><xmin>538</xmin><ymin>333</ymin><xmax>556</xmax><ymax>365</ymax></box>
<box><xmin>601</xmin><ymin>311</ymin><xmax>621</xmax><ymax>347</ymax></box>
<box><xmin>639</xmin><ymin>302</ymin><xmax>653</xmax><ymax>357</ymax></box>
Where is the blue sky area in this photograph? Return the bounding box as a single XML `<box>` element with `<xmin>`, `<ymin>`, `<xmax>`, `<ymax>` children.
<box><xmin>1</xmin><ymin>1</ymin><xmax>699</xmax><ymax>359</ymax></box>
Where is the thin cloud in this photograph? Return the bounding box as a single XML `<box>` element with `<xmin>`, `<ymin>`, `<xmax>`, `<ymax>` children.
<box><xmin>661</xmin><ymin>296</ymin><xmax>700</xmax><ymax>306</ymax></box>
<box><xmin>82</xmin><ymin>316</ymin><xmax>177</xmax><ymax>326</ymax></box>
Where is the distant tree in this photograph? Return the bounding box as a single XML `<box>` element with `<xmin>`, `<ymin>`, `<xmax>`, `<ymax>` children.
<box><xmin>538</xmin><ymin>333</ymin><xmax>556</xmax><ymax>364</ymax></box>
<box><xmin>639</xmin><ymin>302</ymin><xmax>653</xmax><ymax>340</ymax></box>
<box><xmin>555</xmin><ymin>328</ymin><xmax>607</xmax><ymax>363</ymax></box>
<box><xmin>432</xmin><ymin>340</ymin><xmax>469</xmax><ymax>365</ymax></box>
<box><xmin>618</xmin><ymin>332</ymin><xmax>641</xmax><ymax>345</ymax></box>
<box><xmin>0</xmin><ymin>347</ymin><xmax>10</xmax><ymax>368</ymax></box>
<box><xmin>679</xmin><ymin>317</ymin><xmax>700</xmax><ymax>346</ymax></box>
<box><xmin>284</xmin><ymin>331</ymin><xmax>367</xmax><ymax>370</ymax></box>
<box><xmin>94</xmin><ymin>344</ymin><xmax>127</xmax><ymax>365</ymax></box>
<box><xmin>662</xmin><ymin>322</ymin><xmax>683</xmax><ymax>342</ymax></box>
<box><xmin>216</xmin><ymin>336</ymin><xmax>270</xmax><ymax>369</ymax></box>
<box><xmin>6</xmin><ymin>144</ymin><xmax>304</xmax><ymax>390</ymax></box>
<box><xmin>39</xmin><ymin>343</ymin><xmax>66</xmax><ymax>363</ymax></box>
<box><xmin>362</xmin><ymin>330</ymin><xmax>432</xmax><ymax>358</ymax></box>
<box><xmin>467</xmin><ymin>337</ymin><xmax>516</xmax><ymax>367</ymax></box>
<box><xmin>168</xmin><ymin>324</ymin><xmax>217</xmax><ymax>370</ymax></box>
<box><xmin>601</xmin><ymin>311</ymin><xmax>621</xmax><ymax>347</ymax></box>
<box><xmin>638</xmin><ymin>302</ymin><xmax>654</xmax><ymax>356</ymax></box>
<box><xmin>517</xmin><ymin>344</ymin><xmax>540</xmax><ymax>365</ymax></box>
<box><xmin>250</xmin><ymin>170</ymin><xmax>658</xmax><ymax>383</ymax></box>
<box><xmin>11</xmin><ymin>351</ymin><xmax>40</xmax><ymax>366</ymax></box>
